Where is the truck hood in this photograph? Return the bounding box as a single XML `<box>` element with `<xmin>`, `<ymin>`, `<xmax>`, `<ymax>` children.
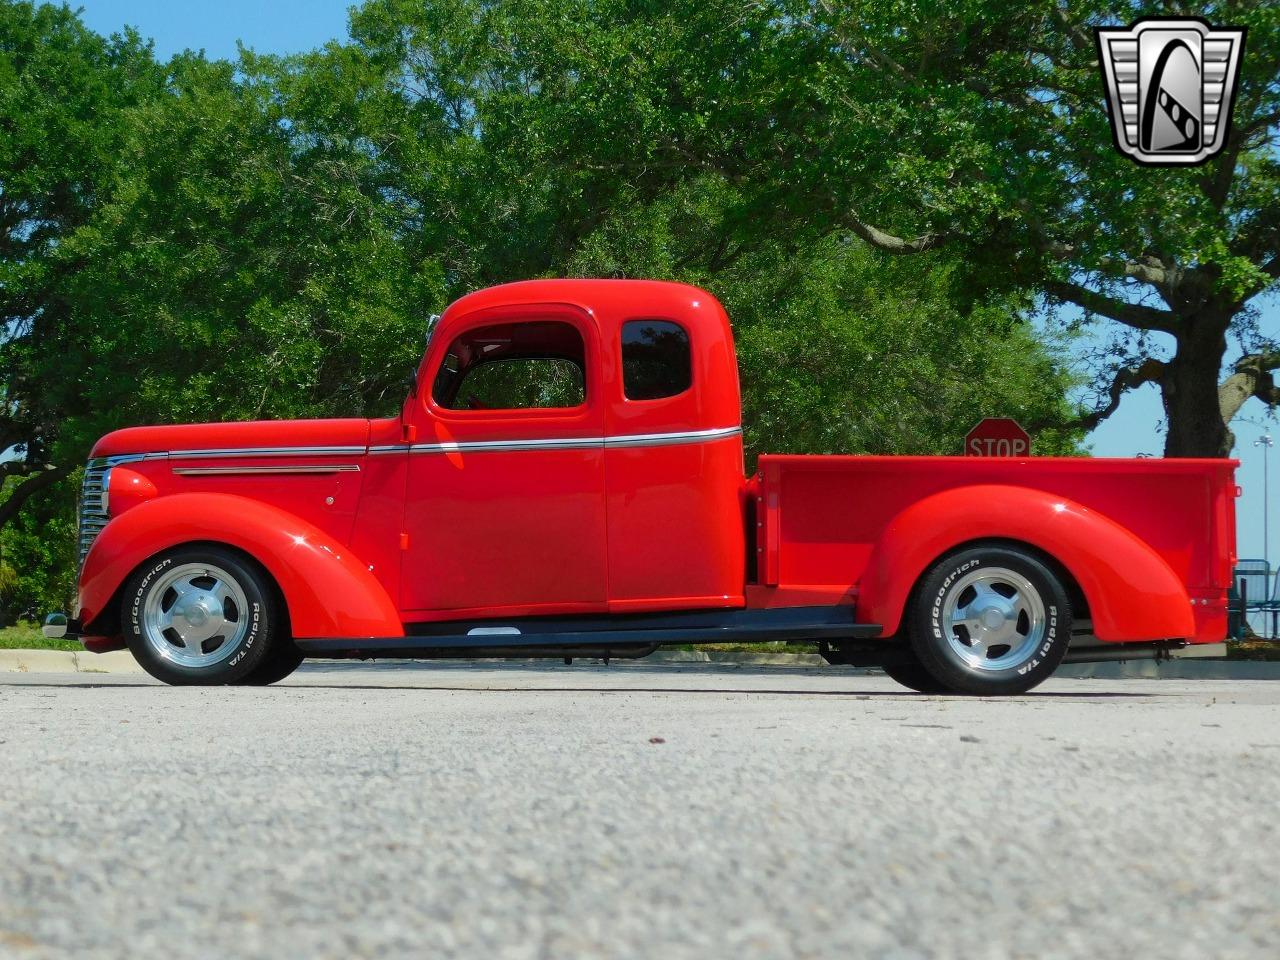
<box><xmin>90</xmin><ymin>419</ymin><xmax>373</xmax><ymax>458</ymax></box>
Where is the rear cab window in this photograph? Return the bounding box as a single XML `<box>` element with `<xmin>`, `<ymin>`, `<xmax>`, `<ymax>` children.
<box><xmin>621</xmin><ymin>320</ymin><xmax>691</xmax><ymax>401</ymax></box>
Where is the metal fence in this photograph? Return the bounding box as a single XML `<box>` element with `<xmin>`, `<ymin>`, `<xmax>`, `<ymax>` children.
<box><xmin>1234</xmin><ymin>560</ymin><xmax>1278</xmax><ymax>639</ymax></box>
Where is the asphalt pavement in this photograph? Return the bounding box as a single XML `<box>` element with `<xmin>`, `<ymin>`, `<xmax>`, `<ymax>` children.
<box><xmin>1</xmin><ymin>662</ymin><xmax>1278</xmax><ymax>959</ymax></box>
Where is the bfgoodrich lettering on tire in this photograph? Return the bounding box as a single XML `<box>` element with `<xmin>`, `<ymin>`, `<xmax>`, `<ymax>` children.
<box><xmin>123</xmin><ymin>545</ymin><xmax>280</xmax><ymax>686</ymax></box>
<box><xmin>907</xmin><ymin>545</ymin><xmax>1072</xmax><ymax>696</ymax></box>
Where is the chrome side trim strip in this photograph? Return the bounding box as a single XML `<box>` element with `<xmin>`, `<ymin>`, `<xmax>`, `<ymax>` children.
<box><xmin>85</xmin><ymin>453</ymin><xmax>166</xmax><ymax>468</ymax></box>
<box><xmin>169</xmin><ymin>445</ymin><xmax>367</xmax><ymax>459</ymax></box>
<box><xmin>410</xmin><ymin>437</ymin><xmax>605</xmax><ymax>454</ymax></box>
<box><xmin>604</xmin><ymin>426</ymin><xmax>742</xmax><ymax>448</ymax></box>
<box><xmin>173</xmin><ymin>464</ymin><xmax>361</xmax><ymax>476</ymax></box>
<box><xmin>400</xmin><ymin>426</ymin><xmax>741</xmax><ymax>455</ymax></box>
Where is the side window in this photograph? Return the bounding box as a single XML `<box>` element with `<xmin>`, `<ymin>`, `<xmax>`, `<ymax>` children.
<box><xmin>432</xmin><ymin>320</ymin><xmax>587</xmax><ymax>411</ymax></box>
<box><xmin>621</xmin><ymin>320</ymin><xmax>692</xmax><ymax>401</ymax></box>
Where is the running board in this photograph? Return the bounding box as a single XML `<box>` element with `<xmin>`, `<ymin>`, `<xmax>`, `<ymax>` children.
<box><xmin>295</xmin><ymin>605</ymin><xmax>882</xmax><ymax>657</ymax></box>
<box><xmin>1060</xmin><ymin>640</ymin><xmax>1188</xmax><ymax>664</ymax></box>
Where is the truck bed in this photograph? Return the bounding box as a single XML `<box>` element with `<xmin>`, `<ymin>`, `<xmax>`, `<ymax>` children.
<box><xmin>752</xmin><ymin>455</ymin><xmax>1238</xmax><ymax>643</ymax></box>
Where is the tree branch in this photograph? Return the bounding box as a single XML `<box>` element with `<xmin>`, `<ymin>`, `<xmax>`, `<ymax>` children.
<box><xmin>843</xmin><ymin>215</ymin><xmax>947</xmax><ymax>254</ymax></box>
<box><xmin>1043</xmin><ymin>278</ymin><xmax>1180</xmax><ymax>333</ymax></box>
<box><xmin>1220</xmin><ymin>350</ymin><xmax>1280</xmax><ymax>424</ymax></box>
<box><xmin>1059</xmin><ymin>358</ymin><xmax>1166</xmax><ymax>432</ymax></box>
<box><xmin>1023</xmin><ymin>205</ymin><xmax>1172</xmax><ymax>292</ymax></box>
<box><xmin>0</xmin><ymin>463</ymin><xmax>72</xmax><ymax>531</ymax></box>
<box><xmin>1051</xmin><ymin>3</ymin><xmax>1095</xmax><ymax>58</ymax></box>
<box><xmin>1100</xmin><ymin>255</ymin><xmax>1171</xmax><ymax>289</ymax></box>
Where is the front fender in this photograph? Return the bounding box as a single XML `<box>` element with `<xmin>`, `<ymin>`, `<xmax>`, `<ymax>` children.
<box><xmin>79</xmin><ymin>493</ymin><xmax>403</xmax><ymax>640</ymax></box>
<box><xmin>856</xmin><ymin>484</ymin><xmax>1194</xmax><ymax>642</ymax></box>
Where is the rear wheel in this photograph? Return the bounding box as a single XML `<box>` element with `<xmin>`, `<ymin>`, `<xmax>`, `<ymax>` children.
<box><xmin>123</xmin><ymin>546</ymin><xmax>278</xmax><ymax>686</ymax></box>
<box><xmin>907</xmin><ymin>545</ymin><xmax>1071</xmax><ymax>696</ymax></box>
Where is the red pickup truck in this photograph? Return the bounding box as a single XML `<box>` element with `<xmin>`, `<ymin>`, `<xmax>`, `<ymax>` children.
<box><xmin>44</xmin><ymin>279</ymin><xmax>1237</xmax><ymax>694</ymax></box>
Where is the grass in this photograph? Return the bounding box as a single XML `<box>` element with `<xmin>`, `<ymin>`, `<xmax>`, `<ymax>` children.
<box><xmin>1226</xmin><ymin>639</ymin><xmax>1280</xmax><ymax>661</ymax></box>
<box><xmin>0</xmin><ymin>621</ymin><xmax>81</xmax><ymax>652</ymax></box>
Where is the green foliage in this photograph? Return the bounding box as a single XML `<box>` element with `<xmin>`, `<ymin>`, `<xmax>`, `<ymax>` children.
<box><xmin>0</xmin><ymin>621</ymin><xmax>79</xmax><ymax>650</ymax></box>
<box><xmin>448</xmin><ymin>359</ymin><xmax>586</xmax><ymax>410</ymax></box>
<box><xmin>557</xmin><ymin>176</ymin><xmax>1080</xmax><ymax>459</ymax></box>
<box><xmin>0</xmin><ymin>469</ymin><xmax>77</xmax><ymax>623</ymax></box>
<box><xmin>729</xmin><ymin>245</ymin><xmax>1082</xmax><ymax>460</ymax></box>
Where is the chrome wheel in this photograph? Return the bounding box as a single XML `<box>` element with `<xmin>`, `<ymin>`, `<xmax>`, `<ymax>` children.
<box><xmin>941</xmin><ymin>566</ymin><xmax>1046</xmax><ymax>672</ymax></box>
<box><xmin>141</xmin><ymin>562</ymin><xmax>250</xmax><ymax>668</ymax></box>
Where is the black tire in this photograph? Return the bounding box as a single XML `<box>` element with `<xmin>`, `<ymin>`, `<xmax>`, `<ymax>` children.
<box><xmin>238</xmin><ymin>638</ymin><xmax>304</xmax><ymax>685</ymax></box>
<box><xmin>883</xmin><ymin>659</ymin><xmax>953</xmax><ymax>694</ymax></box>
<box><xmin>907</xmin><ymin>545</ymin><xmax>1072</xmax><ymax>696</ymax></box>
<box><xmin>123</xmin><ymin>546</ymin><xmax>278</xmax><ymax>686</ymax></box>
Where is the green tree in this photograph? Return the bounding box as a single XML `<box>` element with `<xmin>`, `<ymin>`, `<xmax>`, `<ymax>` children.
<box><xmin>0</xmin><ymin>469</ymin><xmax>76</xmax><ymax>623</ymax></box>
<box><xmin>337</xmin><ymin>0</ymin><xmax>1082</xmax><ymax>454</ymax></box>
<box><xmin>55</xmin><ymin>51</ymin><xmax>441</xmax><ymax>444</ymax></box>
<box><xmin>0</xmin><ymin>1</ymin><xmax>162</xmax><ymax>523</ymax></box>
<box><xmin>350</xmin><ymin>0</ymin><xmax>1277</xmax><ymax>456</ymax></box>
<box><xmin>754</xmin><ymin>0</ymin><xmax>1280</xmax><ymax>456</ymax></box>
<box><xmin>0</xmin><ymin>4</ymin><xmax>444</xmax><ymax>539</ymax></box>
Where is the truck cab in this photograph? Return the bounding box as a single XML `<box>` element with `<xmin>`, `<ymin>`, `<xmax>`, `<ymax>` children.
<box><xmin>392</xmin><ymin>281</ymin><xmax>746</xmax><ymax>619</ymax></box>
<box><xmin>50</xmin><ymin>280</ymin><xmax>1237</xmax><ymax>695</ymax></box>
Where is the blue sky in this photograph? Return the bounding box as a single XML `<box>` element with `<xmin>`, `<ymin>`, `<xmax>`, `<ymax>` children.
<box><xmin>76</xmin><ymin>1</ymin><xmax>1280</xmax><ymax>568</ymax></box>
<box><xmin>77</xmin><ymin>0</ymin><xmax>354</xmax><ymax>60</ymax></box>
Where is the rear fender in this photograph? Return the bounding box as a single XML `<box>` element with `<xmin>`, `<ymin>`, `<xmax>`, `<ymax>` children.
<box><xmin>79</xmin><ymin>493</ymin><xmax>402</xmax><ymax>640</ymax></box>
<box><xmin>857</xmin><ymin>484</ymin><xmax>1194</xmax><ymax>642</ymax></box>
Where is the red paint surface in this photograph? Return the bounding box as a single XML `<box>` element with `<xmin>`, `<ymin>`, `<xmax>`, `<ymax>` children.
<box><xmin>79</xmin><ymin>492</ymin><xmax>403</xmax><ymax>639</ymax></box>
<box><xmin>755</xmin><ymin>455</ymin><xmax>1236</xmax><ymax>642</ymax></box>
<box><xmin>76</xmin><ymin>279</ymin><xmax>1236</xmax><ymax>649</ymax></box>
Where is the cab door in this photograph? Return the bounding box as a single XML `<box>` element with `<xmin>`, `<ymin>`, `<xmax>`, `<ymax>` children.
<box><xmin>400</xmin><ymin>304</ymin><xmax>608</xmax><ymax>617</ymax></box>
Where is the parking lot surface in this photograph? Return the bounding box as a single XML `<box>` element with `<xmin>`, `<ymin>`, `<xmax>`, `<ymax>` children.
<box><xmin>2</xmin><ymin>662</ymin><xmax>1278</xmax><ymax>959</ymax></box>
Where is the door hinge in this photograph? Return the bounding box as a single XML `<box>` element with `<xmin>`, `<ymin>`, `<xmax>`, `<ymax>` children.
<box><xmin>399</xmin><ymin>532</ymin><xmax>410</xmax><ymax>550</ymax></box>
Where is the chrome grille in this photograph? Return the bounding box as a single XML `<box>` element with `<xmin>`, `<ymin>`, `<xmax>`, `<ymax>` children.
<box><xmin>78</xmin><ymin>455</ymin><xmax>144</xmax><ymax>572</ymax></box>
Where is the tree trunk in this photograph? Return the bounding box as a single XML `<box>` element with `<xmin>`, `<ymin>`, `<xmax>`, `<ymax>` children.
<box><xmin>1161</xmin><ymin>323</ymin><xmax>1234</xmax><ymax>458</ymax></box>
<box><xmin>0</xmin><ymin>463</ymin><xmax>73</xmax><ymax>531</ymax></box>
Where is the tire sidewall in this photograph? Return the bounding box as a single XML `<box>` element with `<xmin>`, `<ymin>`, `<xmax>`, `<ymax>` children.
<box><xmin>124</xmin><ymin>547</ymin><xmax>274</xmax><ymax>685</ymax></box>
<box><xmin>240</xmin><ymin>638</ymin><xmax>305</xmax><ymax>686</ymax></box>
<box><xmin>910</xmin><ymin>546</ymin><xmax>1071</xmax><ymax>695</ymax></box>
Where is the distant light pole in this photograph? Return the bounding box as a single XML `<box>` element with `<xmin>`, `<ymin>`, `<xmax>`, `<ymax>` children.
<box><xmin>1257</xmin><ymin>433</ymin><xmax>1273</xmax><ymax>581</ymax></box>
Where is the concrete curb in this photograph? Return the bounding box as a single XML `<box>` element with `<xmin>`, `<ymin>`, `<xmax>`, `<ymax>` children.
<box><xmin>0</xmin><ymin>649</ymin><xmax>144</xmax><ymax>675</ymax></box>
<box><xmin>5</xmin><ymin>648</ymin><xmax>1280</xmax><ymax>680</ymax></box>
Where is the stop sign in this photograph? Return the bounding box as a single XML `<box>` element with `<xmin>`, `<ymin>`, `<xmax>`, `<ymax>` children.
<box><xmin>965</xmin><ymin>418</ymin><xmax>1031</xmax><ymax>457</ymax></box>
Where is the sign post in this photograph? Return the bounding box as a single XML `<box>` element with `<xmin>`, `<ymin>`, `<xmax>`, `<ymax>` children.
<box><xmin>965</xmin><ymin>418</ymin><xmax>1031</xmax><ymax>457</ymax></box>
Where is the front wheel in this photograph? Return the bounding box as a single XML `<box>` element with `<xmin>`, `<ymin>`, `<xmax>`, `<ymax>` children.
<box><xmin>238</xmin><ymin>638</ymin><xmax>304</xmax><ymax>685</ymax></box>
<box><xmin>907</xmin><ymin>545</ymin><xmax>1072</xmax><ymax>696</ymax></box>
<box><xmin>883</xmin><ymin>659</ymin><xmax>952</xmax><ymax>694</ymax></box>
<box><xmin>123</xmin><ymin>546</ymin><xmax>279</xmax><ymax>685</ymax></box>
